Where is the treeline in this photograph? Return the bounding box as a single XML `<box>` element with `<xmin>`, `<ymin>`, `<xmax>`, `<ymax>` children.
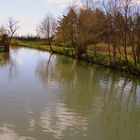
<box><xmin>54</xmin><ymin>0</ymin><xmax>140</xmax><ymax>69</ymax></box>
<box><xmin>16</xmin><ymin>35</ymin><xmax>41</xmax><ymax>42</ymax></box>
<box><xmin>36</xmin><ymin>0</ymin><xmax>140</xmax><ymax>73</ymax></box>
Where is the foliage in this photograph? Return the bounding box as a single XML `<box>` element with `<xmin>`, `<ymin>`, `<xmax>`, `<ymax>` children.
<box><xmin>55</xmin><ymin>0</ymin><xmax>140</xmax><ymax>69</ymax></box>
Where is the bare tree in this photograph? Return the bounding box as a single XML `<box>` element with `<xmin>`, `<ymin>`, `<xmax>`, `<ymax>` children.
<box><xmin>7</xmin><ymin>18</ymin><xmax>19</xmax><ymax>40</ymax></box>
<box><xmin>37</xmin><ymin>13</ymin><xmax>57</xmax><ymax>52</ymax></box>
<box><xmin>0</xmin><ymin>18</ymin><xmax>19</xmax><ymax>52</ymax></box>
<box><xmin>103</xmin><ymin>0</ymin><xmax>120</xmax><ymax>64</ymax></box>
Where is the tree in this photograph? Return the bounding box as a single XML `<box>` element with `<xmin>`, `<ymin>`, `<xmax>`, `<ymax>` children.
<box><xmin>7</xmin><ymin>18</ymin><xmax>19</xmax><ymax>40</ymax></box>
<box><xmin>56</xmin><ymin>7</ymin><xmax>95</xmax><ymax>59</ymax></box>
<box><xmin>55</xmin><ymin>0</ymin><xmax>140</xmax><ymax>69</ymax></box>
<box><xmin>37</xmin><ymin>13</ymin><xmax>57</xmax><ymax>52</ymax></box>
<box><xmin>0</xmin><ymin>18</ymin><xmax>19</xmax><ymax>52</ymax></box>
<box><xmin>57</xmin><ymin>7</ymin><xmax>78</xmax><ymax>49</ymax></box>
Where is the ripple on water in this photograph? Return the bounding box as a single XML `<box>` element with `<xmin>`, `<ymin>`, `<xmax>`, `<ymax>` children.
<box><xmin>40</xmin><ymin>103</ymin><xmax>88</xmax><ymax>139</ymax></box>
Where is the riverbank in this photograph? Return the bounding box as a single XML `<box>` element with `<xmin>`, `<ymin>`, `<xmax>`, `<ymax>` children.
<box><xmin>18</xmin><ymin>41</ymin><xmax>140</xmax><ymax>77</ymax></box>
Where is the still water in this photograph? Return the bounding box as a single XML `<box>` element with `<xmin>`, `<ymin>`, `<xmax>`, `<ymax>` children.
<box><xmin>0</xmin><ymin>47</ymin><xmax>140</xmax><ymax>140</ymax></box>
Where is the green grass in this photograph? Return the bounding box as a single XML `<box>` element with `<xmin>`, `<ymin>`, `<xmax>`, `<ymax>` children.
<box><xmin>18</xmin><ymin>40</ymin><xmax>140</xmax><ymax>76</ymax></box>
<box><xmin>18</xmin><ymin>40</ymin><xmax>73</xmax><ymax>56</ymax></box>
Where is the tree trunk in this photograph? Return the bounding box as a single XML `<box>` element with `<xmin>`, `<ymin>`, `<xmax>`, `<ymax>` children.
<box><xmin>94</xmin><ymin>44</ymin><xmax>97</xmax><ymax>57</ymax></box>
<box><xmin>2</xmin><ymin>34</ymin><xmax>10</xmax><ymax>52</ymax></box>
<box><xmin>136</xmin><ymin>42</ymin><xmax>140</xmax><ymax>63</ymax></box>
<box><xmin>108</xmin><ymin>43</ymin><xmax>111</xmax><ymax>61</ymax></box>
<box><xmin>48</xmin><ymin>38</ymin><xmax>54</xmax><ymax>52</ymax></box>
<box><xmin>112</xmin><ymin>43</ymin><xmax>116</xmax><ymax>65</ymax></box>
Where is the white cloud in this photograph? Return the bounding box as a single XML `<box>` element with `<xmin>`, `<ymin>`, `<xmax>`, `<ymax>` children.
<box><xmin>47</xmin><ymin>0</ymin><xmax>72</xmax><ymax>5</ymax></box>
<box><xmin>47</xmin><ymin>0</ymin><xmax>82</xmax><ymax>7</ymax></box>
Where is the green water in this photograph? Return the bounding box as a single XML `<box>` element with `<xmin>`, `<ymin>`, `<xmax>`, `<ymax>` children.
<box><xmin>0</xmin><ymin>47</ymin><xmax>140</xmax><ymax>140</ymax></box>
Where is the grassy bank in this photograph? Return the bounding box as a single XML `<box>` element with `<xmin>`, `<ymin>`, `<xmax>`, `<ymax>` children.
<box><xmin>18</xmin><ymin>40</ymin><xmax>140</xmax><ymax>76</ymax></box>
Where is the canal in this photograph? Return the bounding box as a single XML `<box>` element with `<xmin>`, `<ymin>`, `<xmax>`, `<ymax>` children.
<box><xmin>0</xmin><ymin>47</ymin><xmax>140</xmax><ymax>140</ymax></box>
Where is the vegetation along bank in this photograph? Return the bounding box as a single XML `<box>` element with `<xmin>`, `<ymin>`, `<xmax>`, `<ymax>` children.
<box><xmin>2</xmin><ymin>0</ymin><xmax>140</xmax><ymax>76</ymax></box>
<box><xmin>18</xmin><ymin>0</ymin><xmax>140</xmax><ymax>77</ymax></box>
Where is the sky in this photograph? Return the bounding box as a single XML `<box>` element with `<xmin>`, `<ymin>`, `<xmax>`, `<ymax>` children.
<box><xmin>0</xmin><ymin>0</ymin><xmax>75</xmax><ymax>36</ymax></box>
<box><xmin>0</xmin><ymin>0</ymin><xmax>139</xmax><ymax>36</ymax></box>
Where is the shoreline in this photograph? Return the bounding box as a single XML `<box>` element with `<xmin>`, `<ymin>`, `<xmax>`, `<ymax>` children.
<box><xmin>17</xmin><ymin>42</ymin><xmax>140</xmax><ymax>77</ymax></box>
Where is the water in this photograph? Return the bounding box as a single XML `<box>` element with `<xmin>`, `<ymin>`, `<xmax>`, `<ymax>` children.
<box><xmin>0</xmin><ymin>47</ymin><xmax>140</xmax><ymax>140</ymax></box>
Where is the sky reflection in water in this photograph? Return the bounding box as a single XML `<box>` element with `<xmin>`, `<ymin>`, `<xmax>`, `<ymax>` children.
<box><xmin>0</xmin><ymin>48</ymin><xmax>140</xmax><ymax>140</ymax></box>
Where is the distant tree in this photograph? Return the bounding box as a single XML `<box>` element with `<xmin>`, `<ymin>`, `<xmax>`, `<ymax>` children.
<box><xmin>37</xmin><ymin>13</ymin><xmax>57</xmax><ymax>52</ymax></box>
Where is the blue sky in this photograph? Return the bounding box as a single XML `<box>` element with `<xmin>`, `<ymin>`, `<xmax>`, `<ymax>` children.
<box><xmin>0</xmin><ymin>0</ymin><xmax>72</xmax><ymax>35</ymax></box>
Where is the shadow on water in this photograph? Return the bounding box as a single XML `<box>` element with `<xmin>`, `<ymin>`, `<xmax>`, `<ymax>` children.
<box><xmin>0</xmin><ymin>53</ymin><xmax>11</xmax><ymax>67</ymax></box>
